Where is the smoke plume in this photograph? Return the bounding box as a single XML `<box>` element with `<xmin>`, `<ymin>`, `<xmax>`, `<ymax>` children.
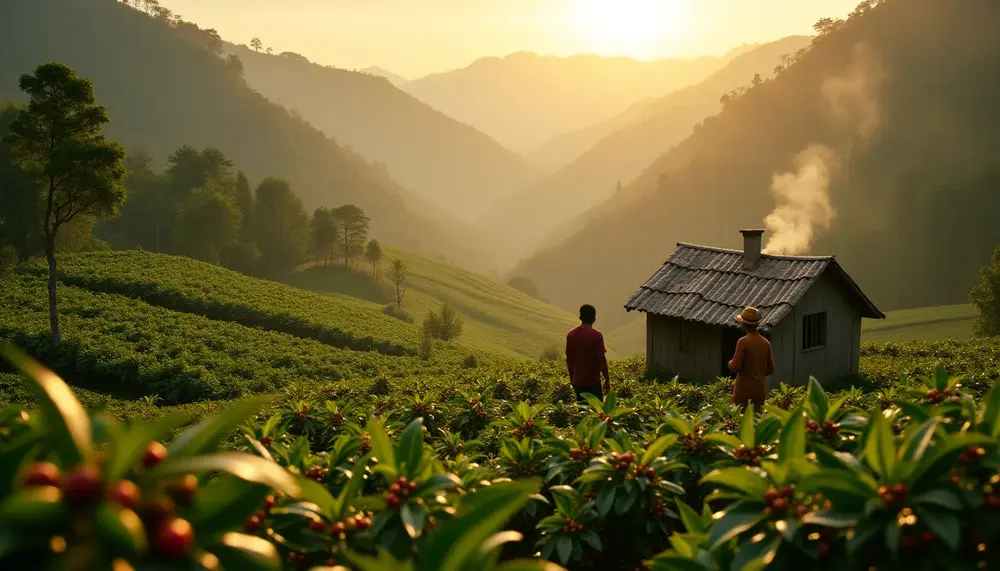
<box><xmin>762</xmin><ymin>43</ymin><xmax>884</xmax><ymax>255</ymax></box>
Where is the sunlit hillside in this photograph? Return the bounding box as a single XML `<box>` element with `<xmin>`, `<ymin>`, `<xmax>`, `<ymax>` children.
<box><xmin>285</xmin><ymin>246</ymin><xmax>584</xmax><ymax>359</ymax></box>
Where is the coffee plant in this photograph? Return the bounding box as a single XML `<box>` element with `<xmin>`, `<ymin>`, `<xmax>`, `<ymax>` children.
<box><xmin>4</xmin><ymin>337</ymin><xmax>1000</xmax><ymax>571</ymax></box>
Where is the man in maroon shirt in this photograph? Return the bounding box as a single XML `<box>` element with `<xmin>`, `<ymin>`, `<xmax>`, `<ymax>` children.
<box><xmin>565</xmin><ymin>304</ymin><xmax>610</xmax><ymax>402</ymax></box>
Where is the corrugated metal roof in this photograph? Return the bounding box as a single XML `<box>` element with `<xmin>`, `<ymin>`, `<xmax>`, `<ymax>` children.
<box><xmin>624</xmin><ymin>243</ymin><xmax>884</xmax><ymax>330</ymax></box>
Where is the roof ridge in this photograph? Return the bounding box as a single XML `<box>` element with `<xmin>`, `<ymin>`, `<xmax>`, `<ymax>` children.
<box><xmin>674</xmin><ymin>241</ymin><xmax>835</xmax><ymax>261</ymax></box>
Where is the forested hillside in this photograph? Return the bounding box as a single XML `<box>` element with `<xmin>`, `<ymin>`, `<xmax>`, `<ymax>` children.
<box><xmin>228</xmin><ymin>44</ymin><xmax>538</xmax><ymax>222</ymax></box>
<box><xmin>514</xmin><ymin>0</ymin><xmax>1000</xmax><ymax>329</ymax></box>
<box><xmin>487</xmin><ymin>36</ymin><xmax>811</xmax><ymax>264</ymax></box>
<box><xmin>0</xmin><ymin>0</ymin><xmax>493</xmax><ymax>268</ymax></box>
<box><xmin>402</xmin><ymin>51</ymin><xmax>735</xmax><ymax>152</ymax></box>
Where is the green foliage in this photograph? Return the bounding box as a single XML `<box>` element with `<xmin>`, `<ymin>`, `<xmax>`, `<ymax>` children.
<box><xmin>253</xmin><ymin>177</ymin><xmax>308</xmax><ymax>273</ymax></box>
<box><xmin>4</xmin><ymin>61</ymin><xmax>127</xmax><ymax>344</ymax></box>
<box><xmin>174</xmin><ymin>185</ymin><xmax>242</xmax><ymax>264</ymax></box>
<box><xmin>365</xmin><ymin>239</ymin><xmax>383</xmax><ymax>279</ymax></box>
<box><xmin>970</xmin><ymin>246</ymin><xmax>1000</xmax><ymax>337</ymax></box>
<box><xmin>383</xmin><ymin>303</ymin><xmax>413</xmax><ymax>324</ymax></box>
<box><xmin>331</xmin><ymin>204</ymin><xmax>370</xmax><ymax>268</ymax></box>
<box><xmin>422</xmin><ymin>304</ymin><xmax>464</xmax><ymax>342</ymax></box>
<box><xmin>388</xmin><ymin>259</ymin><xmax>408</xmax><ymax>307</ymax></box>
<box><xmin>310</xmin><ymin>207</ymin><xmax>338</xmax><ymax>266</ymax></box>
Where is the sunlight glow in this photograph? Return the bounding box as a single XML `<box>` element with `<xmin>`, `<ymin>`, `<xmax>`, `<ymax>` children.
<box><xmin>572</xmin><ymin>0</ymin><xmax>689</xmax><ymax>58</ymax></box>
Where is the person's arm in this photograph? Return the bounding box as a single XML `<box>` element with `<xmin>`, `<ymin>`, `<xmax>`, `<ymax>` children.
<box><xmin>728</xmin><ymin>338</ymin><xmax>745</xmax><ymax>373</ymax></box>
<box><xmin>565</xmin><ymin>334</ymin><xmax>574</xmax><ymax>382</ymax></box>
<box><xmin>766</xmin><ymin>344</ymin><xmax>776</xmax><ymax>376</ymax></box>
<box><xmin>599</xmin><ymin>333</ymin><xmax>610</xmax><ymax>391</ymax></box>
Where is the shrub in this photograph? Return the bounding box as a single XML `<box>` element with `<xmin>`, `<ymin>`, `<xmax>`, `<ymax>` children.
<box><xmin>418</xmin><ymin>329</ymin><xmax>433</xmax><ymax>360</ymax></box>
<box><xmin>540</xmin><ymin>344</ymin><xmax>561</xmax><ymax>361</ymax></box>
<box><xmin>382</xmin><ymin>302</ymin><xmax>413</xmax><ymax>323</ymax></box>
<box><xmin>462</xmin><ymin>354</ymin><xmax>478</xmax><ymax>369</ymax></box>
<box><xmin>422</xmin><ymin>302</ymin><xmax>463</xmax><ymax>341</ymax></box>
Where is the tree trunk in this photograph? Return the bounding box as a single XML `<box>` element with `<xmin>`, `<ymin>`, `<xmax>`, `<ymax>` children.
<box><xmin>45</xmin><ymin>243</ymin><xmax>62</xmax><ymax>345</ymax></box>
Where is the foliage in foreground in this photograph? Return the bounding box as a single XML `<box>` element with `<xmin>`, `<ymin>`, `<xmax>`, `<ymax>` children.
<box><xmin>4</xmin><ymin>339</ymin><xmax>1000</xmax><ymax>570</ymax></box>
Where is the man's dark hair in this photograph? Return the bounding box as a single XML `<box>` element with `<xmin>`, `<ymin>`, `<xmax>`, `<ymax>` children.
<box><xmin>579</xmin><ymin>304</ymin><xmax>597</xmax><ymax>324</ymax></box>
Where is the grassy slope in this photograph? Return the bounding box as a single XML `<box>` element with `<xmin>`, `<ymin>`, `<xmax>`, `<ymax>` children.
<box><xmin>607</xmin><ymin>304</ymin><xmax>978</xmax><ymax>356</ymax></box>
<box><xmin>285</xmin><ymin>246</ymin><xmax>584</xmax><ymax>359</ymax></box>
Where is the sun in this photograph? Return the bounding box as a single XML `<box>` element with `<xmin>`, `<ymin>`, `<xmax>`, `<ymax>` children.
<box><xmin>572</xmin><ymin>0</ymin><xmax>685</xmax><ymax>58</ymax></box>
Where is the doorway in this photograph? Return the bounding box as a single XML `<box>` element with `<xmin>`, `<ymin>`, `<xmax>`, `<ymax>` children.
<box><xmin>720</xmin><ymin>327</ymin><xmax>771</xmax><ymax>377</ymax></box>
<box><xmin>720</xmin><ymin>327</ymin><xmax>742</xmax><ymax>378</ymax></box>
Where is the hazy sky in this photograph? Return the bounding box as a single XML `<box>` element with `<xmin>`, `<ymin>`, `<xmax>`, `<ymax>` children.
<box><xmin>158</xmin><ymin>0</ymin><xmax>861</xmax><ymax>78</ymax></box>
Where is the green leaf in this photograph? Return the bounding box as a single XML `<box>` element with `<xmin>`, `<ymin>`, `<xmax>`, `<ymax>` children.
<box><xmin>739</xmin><ymin>403</ymin><xmax>755</xmax><ymax>447</ymax></box>
<box><xmin>700</xmin><ymin>467</ymin><xmax>769</xmax><ymax>497</ymax></box>
<box><xmin>367</xmin><ymin>416</ymin><xmax>396</xmax><ymax>474</ymax></box>
<box><xmin>898</xmin><ymin>418</ymin><xmax>939</xmax><ymax>463</ymax></box>
<box><xmin>0</xmin><ymin>431</ymin><xmax>44</xmax><ymax>499</ymax></box>
<box><xmin>641</xmin><ymin>434</ymin><xmax>678</xmax><ymax>466</ymax></box>
<box><xmin>807</xmin><ymin>377</ymin><xmax>829</xmax><ymax>421</ymax></box>
<box><xmin>398</xmin><ymin>419</ymin><xmax>424</xmax><ymax>479</ymax></box>
<box><xmin>916</xmin><ymin>506</ymin><xmax>960</xmax><ymax>550</ymax></box>
<box><xmin>0</xmin><ymin>486</ymin><xmax>70</xmax><ymax>532</ymax></box>
<box><xmin>188</xmin><ymin>476</ymin><xmax>270</xmax><ymax>537</ymax></box>
<box><xmin>419</xmin><ymin>479</ymin><xmax>539</xmax><ymax>571</ymax></box>
<box><xmin>556</xmin><ymin>535</ymin><xmax>573</xmax><ymax>564</ymax></box>
<box><xmin>596</xmin><ymin>486</ymin><xmax>616</xmax><ymax>516</ymax></box>
<box><xmin>707</xmin><ymin>501</ymin><xmax>767</xmax><ymax>550</ymax></box>
<box><xmin>168</xmin><ymin>397</ymin><xmax>266</xmax><ymax>457</ymax></box>
<box><xmin>864</xmin><ymin>411</ymin><xmax>896</xmax><ymax>480</ymax></box>
<box><xmin>646</xmin><ymin>554</ymin><xmax>715</xmax><ymax>571</ymax></box>
<box><xmin>107</xmin><ymin>412</ymin><xmax>190</xmax><ymax>481</ymax></box>
<box><xmin>911</xmin><ymin>433</ymin><xmax>995</xmax><ymax>492</ymax></box>
<box><xmin>0</xmin><ymin>342</ymin><xmax>92</xmax><ymax>466</ymax></box>
<box><xmin>979</xmin><ymin>385</ymin><xmax>1000</xmax><ymax>438</ymax></box>
<box><xmin>732</xmin><ymin>535</ymin><xmax>780</xmax><ymax>571</ymax></box>
<box><xmin>800</xmin><ymin>510</ymin><xmax>858</xmax><ymax>528</ymax></box>
<box><xmin>144</xmin><ymin>452</ymin><xmax>300</xmax><ymax>496</ymax></box>
<box><xmin>208</xmin><ymin>532</ymin><xmax>283</xmax><ymax>571</ymax></box>
<box><xmin>94</xmin><ymin>504</ymin><xmax>147</xmax><ymax>557</ymax></box>
<box><xmin>777</xmin><ymin>408</ymin><xmax>805</xmax><ymax>462</ymax></box>
<box><xmin>703</xmin><ymin>433</ymin><xmax>742</xmax><ymax>448</ymax></box>
<box><xmin>912</xmin><ymin>489</ymin><xmax>962</xmax><ymax>511</ymax></box>
<box><xmin>675</xmin><ymin>499</ymin><xmax>706</xmax><ymax>534</ymax></box>
<box><xmin>580</xmin><ymin>530</ymin><xmax>602</xmax><ymax>552</ymax></box>
<box><xmin>334</xmin><ymin>454</ymin><xmax>374</xmax><ymax>518</ymax></box>
<box><xmin>797</xmin><ymin>471</ymin><xmax>874</xmax><ymax>508</ymax></box>
<box><xmin>296</xmin><ymin>476</ymin><xmax>338</xmax><ymax>518</ymax></box>
<box><xmin>400</xmin><ymin>503</ymin><xmax>426</xmax><ymax>539</ymax></box>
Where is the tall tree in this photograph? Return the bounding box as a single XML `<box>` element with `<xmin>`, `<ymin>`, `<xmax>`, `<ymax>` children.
<box><xmin>309</xmin><ymin>207</ymin><xmax>337</xmax><ymax>266</ymax></box>
<box><xmin>174</xmin><ymin>185</ymin><xmax>241</xmax><ymax>264</ymax></box>
<box><xmin>250</xmin><ymin>37</ymin><xmax>263</xmax><ymax>52</ymax></box>
<box><xmin>365</xmin><ymin>239</ymin><xmax>383</xmax><ymax>279</ymax></box>
<box><xmin>388</xmin><ymin>259</ymin><xmax>407</xmax><ymax>306</ymax></box>
<box><xmin>253</xmin><ymin>177</ymin><xmax>307</xmax><ymax>272</ymax></box>
<box><xmin>331</xmin><ymin>204</ymin><xmax>369</xmax><ymax>267</ymax></box>
<box><xmin>4</xmin><ymin>63</ymin><xmax>127</xmax><ymax>344</ymax></box>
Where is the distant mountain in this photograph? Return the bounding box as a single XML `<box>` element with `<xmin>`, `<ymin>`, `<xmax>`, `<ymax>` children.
<box><xmin>402</xmin><ymin>51</ymin><xmax>737</xmax><ymax>152</ymax></box>
<box><xmin>486</xmin><ymin>36</ymin><xmax>812</xmax><ymax>266</ymax></box>
<box><xmin>360</xmin><ymin>66</ymin><xmax>409</xmax><ymax>86</ymax></box>
<box><xmin>227</xmin><ymin>44</ymin><xmax>538</xmax><ymax>222</ymax></box>
<box><xmin>0</xmin><ymin>0</ymin><xmax>495</xmax><ymax>270</ymax></box>
<box><xmin>512</xmin><ymin>0</ymin><xmax>1000</xmax><ymax>329</ymax></box>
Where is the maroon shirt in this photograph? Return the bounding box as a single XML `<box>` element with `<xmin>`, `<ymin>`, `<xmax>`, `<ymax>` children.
<box><xmin>566</xmin><ymin>324</ymin><xmax>606</xmax><ymax>387</ymax></box>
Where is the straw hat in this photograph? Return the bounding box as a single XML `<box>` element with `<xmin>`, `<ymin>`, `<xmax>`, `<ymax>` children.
<box><xmin>735</xmin><ymin>306</ymin><xmax>761</xmax><ymax>325</ymax></box>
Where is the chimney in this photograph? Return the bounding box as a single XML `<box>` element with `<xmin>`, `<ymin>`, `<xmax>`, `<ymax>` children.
<box><xmin>740</xmin><ymin>229</ymin><xmax>764</xmax><ymax>270</ymax></box>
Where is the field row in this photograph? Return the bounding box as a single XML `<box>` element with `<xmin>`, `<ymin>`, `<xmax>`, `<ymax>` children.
<box><xmin>0</xmin><ymin>272</ymin><xmax>468</xmax><ymax>405</ymax></box>
<box><xmin>35</xmin><ymin>251</ymin><xmax>421</xmax><ymax>355</ymax></box>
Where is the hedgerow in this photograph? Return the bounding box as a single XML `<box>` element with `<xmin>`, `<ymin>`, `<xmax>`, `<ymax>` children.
<box><xmin>0</xmin><ymin>273</ymin><xmax>465</xmax><ymax>405</ymax></box>
<box><xmin>36</xmin><ymin>251</ymin><xmax>421</xmax><ymax>355</ymax></box>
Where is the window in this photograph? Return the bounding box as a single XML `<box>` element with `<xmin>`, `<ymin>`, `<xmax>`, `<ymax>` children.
<box><xmin>679</xmin><ymin>320</ymin><xmax>693</xmax><ymax>353</ymax></box>
<box><xmin>802</xmin><ymin>312</ymin><xmax>827</xmax><ymax>351</ymax></box>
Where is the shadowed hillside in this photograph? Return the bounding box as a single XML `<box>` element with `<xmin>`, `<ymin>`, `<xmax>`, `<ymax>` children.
<box><xmin>513</xmin><ymin>0</ymin><xmax>1000</xmax><ymax>329</ymax></box>
<box><xmin>487</xmin><ymin>36</ymin><xmax>812</xmax><ymax>265</ymax></box>
<box><xmin>402</xmin><ymin>51</ymin><xmax>736</xmax><ymax>152</ymax></box>
<box><xmin>228</xmin><ymin>44</ymin><xmax>538</xmax><ymax>222</ymax></box>
<box><xmin>0</xmin><ymin>0</ymin><xmax>494</xmax><ymax>269</ymax></box>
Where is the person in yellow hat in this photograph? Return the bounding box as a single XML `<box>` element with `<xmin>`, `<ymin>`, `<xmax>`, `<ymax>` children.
<box><xmin>728</xmin><ymin>306</ymin><xmax>775</xmax><ymax>411</ymax></box>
